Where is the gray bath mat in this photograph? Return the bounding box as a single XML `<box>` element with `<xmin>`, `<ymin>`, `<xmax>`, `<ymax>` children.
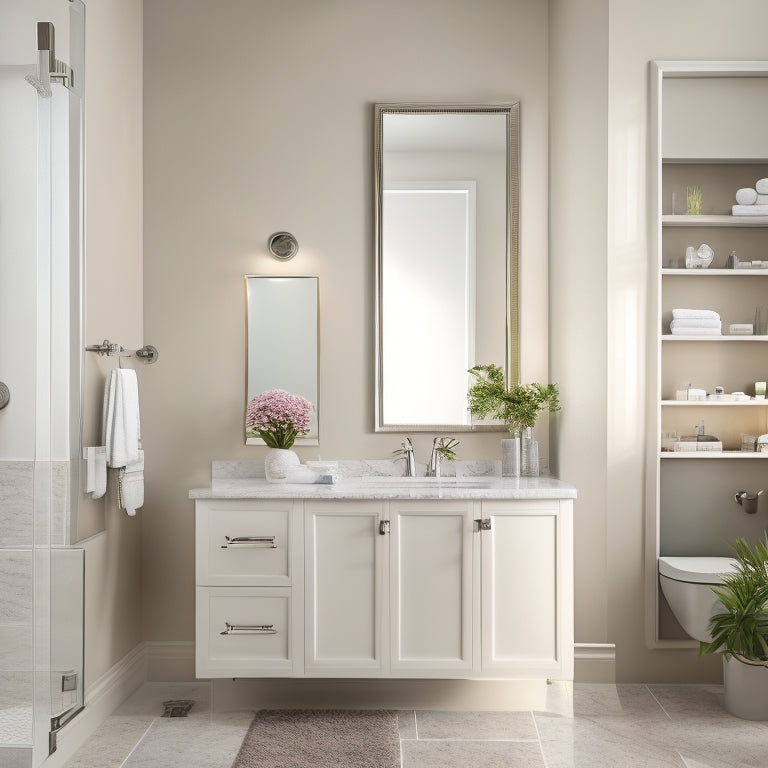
<box><xmin>232</xmin><ymin>709</ymin><xmax>400</xmax><ymax>768</ymax></box>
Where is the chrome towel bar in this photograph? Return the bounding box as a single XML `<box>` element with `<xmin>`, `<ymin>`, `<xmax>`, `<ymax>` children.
<box><xmin>86</xmin><ymin>339</ymin><xmax>159</xmax><ymax>364</ymax></box>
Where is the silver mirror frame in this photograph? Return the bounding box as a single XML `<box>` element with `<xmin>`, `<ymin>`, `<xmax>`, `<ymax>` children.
<box><xmin>373</xmin><ymin>102</ymin><xmax>520</xmax><ymax>432</ymax></box>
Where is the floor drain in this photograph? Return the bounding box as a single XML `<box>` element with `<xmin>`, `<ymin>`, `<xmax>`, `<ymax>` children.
<box><xmin>162</xmin><ymin>699</ymin><xmax>195</xmax><ymax>718</ymax></box>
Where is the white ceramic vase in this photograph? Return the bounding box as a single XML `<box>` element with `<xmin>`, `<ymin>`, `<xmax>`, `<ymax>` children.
<box><xmin>264</xmin><ymin>448</ymin><xmax>301</xmax><ymax>483</ymax></box>
<box><xmin>724</xmin><ymin>655</ymin><xmax>768</xmax><ymax>720</ymax></box>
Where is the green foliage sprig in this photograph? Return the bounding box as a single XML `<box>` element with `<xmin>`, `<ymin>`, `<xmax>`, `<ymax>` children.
<box><xmin>467</xmin><ymin>364</ymin><xmax>560</xmax><ymax>437</ymax></box>
<box><xmin>699</xmin><ymin>538</ymin><xmax>768</xmax><ymax>665</ymax></box>
<box><xmin>434</xmin><ymin>437</ymin><xmax>460</xmax><ymax>462</ymax></box>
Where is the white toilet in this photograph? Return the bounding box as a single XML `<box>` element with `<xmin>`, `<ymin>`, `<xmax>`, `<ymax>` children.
<box><xmin>658</xmin><ymin>556</ymin><xmax>739</xmax><ymax>642</ymax></box>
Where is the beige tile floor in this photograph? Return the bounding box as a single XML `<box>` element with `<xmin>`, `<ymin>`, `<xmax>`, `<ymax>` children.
<box><xmin>62</xmin><ymin>682</ymin><xmax>768</xmax><ymax>768</ymax></box>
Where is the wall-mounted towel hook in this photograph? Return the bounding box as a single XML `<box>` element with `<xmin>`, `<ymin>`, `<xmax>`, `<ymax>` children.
<box><xmin>734</xmin><ymin>489</ymin><xmax>763</xmax><ymax>514</ymax></box>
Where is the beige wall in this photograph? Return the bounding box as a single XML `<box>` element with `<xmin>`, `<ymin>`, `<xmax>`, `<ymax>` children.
<box><xmin>550</xmin><ymin>0</ymin><xmax>768</xmax><ymax>683</ymax></box>
<box><xmin>604</xmin><ymin>0</ymin><xmax>768</xmax><ymax>682</ymax></box>
<box><xmin>79</xmin><ymin>0</ymin><xmax>144</xmax><ymax>687</ymax></box>
<box><xmin>142</xmin><ymin>0</ymin><xmax>550</xmax><ymax>643</ymax></box>
<box><xmin>137</xmin><ymin>0</ymin><xmax>768</xmax><ymax>686</ymax></box>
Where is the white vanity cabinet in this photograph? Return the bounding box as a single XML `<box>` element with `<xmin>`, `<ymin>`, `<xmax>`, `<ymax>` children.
<box><xmin>193</xmin><ymin>486</ymin><xmax>574</xmax><ymax>681</ymax></box>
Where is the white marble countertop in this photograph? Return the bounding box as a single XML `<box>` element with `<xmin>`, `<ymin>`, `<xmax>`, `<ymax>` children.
<box><xmin>189</xmin><ymin>475</ymin><xmax>577</xmax><ymax>501</ymax></box>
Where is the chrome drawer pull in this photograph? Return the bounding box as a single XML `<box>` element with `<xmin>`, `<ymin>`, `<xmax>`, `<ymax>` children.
<box><xmin>221</xmin><ymin>535</ymin><xmax>277</xmax><ymax>549</ymax></box>
<box><xmin>220</xmin><ymin>622</ymin><xmax>277</xmax><ymax>635</ymax></box>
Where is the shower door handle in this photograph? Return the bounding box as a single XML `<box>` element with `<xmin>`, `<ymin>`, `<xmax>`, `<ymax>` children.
<box><xmin>0</xmin><ymin>382</ymin><xmax>9</xmax><ymax>410</ymax></box>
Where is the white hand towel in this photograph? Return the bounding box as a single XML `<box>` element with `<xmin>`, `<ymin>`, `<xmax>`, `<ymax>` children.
<box><xmin>93</xmin><ymin>447</ymin><xmax>107</xmax><ymax>499</ymax></box>
<box><xmin>102</xmin><ymin>369</ymin><xmax>141</xmax><ymax>468</ymax></box>
<box><xmin>670</xmin><ymin>326</ymin><xmax>721</xmax><ymax>336</ymax></box>
<box><xmin>756</xmin><ymin>178</ymin><xmax>768</xmax><ymax>194</ymax></box>
<box><xmin>672</xmin><ymin>309</ymin><xmax>720</xmax><ymax>321</ymax></box>
<box><xmin>732</xmin><ymin>204</ymin><xmax>768</xmax><ymax>216</ymax></box>
<box><xmin>118</xmin><ymin>450</ymin><xmax>144</xmax><ymax>516</ymax></box>
<box><xmin>736</xmin><ymin>187</ymin><xmax>758</xmax><ymax>205</ymax></box>
<box><xmin>670</xmin><ymin>318</ymin><xmax>721</xmax><ymax>330</ymax></box>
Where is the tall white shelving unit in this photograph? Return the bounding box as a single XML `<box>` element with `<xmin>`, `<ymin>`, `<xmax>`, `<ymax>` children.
<box><xmin>647</xmin><ymin>61</ymin><xmax>768</xmax><ymax>649</ymax></box>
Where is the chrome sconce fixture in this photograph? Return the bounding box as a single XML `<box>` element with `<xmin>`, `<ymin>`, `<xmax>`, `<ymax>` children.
<box><xmin>268</xmin><ymin>232</ymin><xmax>299</xmax><ymax>261</ymax></box>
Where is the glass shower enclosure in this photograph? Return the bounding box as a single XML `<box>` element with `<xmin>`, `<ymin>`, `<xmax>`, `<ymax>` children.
<box><xmin>1</xmin><ymin>1</ymin><xmax>86</xmax><ymax>765</ymax></box>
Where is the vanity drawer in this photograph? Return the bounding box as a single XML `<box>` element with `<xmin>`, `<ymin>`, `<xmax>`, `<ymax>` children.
<box><xmin>196</xmin><ymin>500</ymin><xmax>295</xmax><ymax>586</ymax></box>
<box><xmin>196</xmin><ymin>586</ymin><xmax>293</xmax><ymax>677</ymax></box>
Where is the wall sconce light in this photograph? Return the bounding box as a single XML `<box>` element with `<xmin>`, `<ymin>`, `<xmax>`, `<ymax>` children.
<box><xmin>268</xmin><ymin>232</ymin><xmax>299</xmax><ymax>261</ymax></box>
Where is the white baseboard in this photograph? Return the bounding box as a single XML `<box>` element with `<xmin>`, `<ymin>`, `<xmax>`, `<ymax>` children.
<box><xmin>574</xmin><ymin>643</ymin><xmax>617</xmax><ymax>683</ymax></box>
<box><xmin>145</xmin><ymin>641</ymin><xmax>196</xmax><ymax>682</ymax></box>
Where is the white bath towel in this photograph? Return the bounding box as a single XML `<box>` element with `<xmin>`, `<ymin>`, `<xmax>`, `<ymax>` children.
<box><xmin>756</xmin><ymin>178</ymin><xmax>768</xmax><ymax>194</ymax></box>
<box><xmin>83</xmin><ymin>446</ymin><xmax>107</xmax><ymax>500</ymax></box>
<box><xmin>102</xmin><ymin>368</ymin><xmax>141</xmax><ymax>468</ymax></box>
<box><xmin>670</xmin><ymin>318</ymin><xmax>721</xmax><ymax>330</ymax></box>
<box><xmin>736</xmin><ymin>187</ymin><xmax>758</xmax><ymax>205</ymax></box>
<box><xmin>670</xmin><ymin>326</ymin><xmax>721</xmax><ymax>336</ymax></box>
<box><xmin>672</xmin><ymin>308</ymin><xmax>720</xmax><ymax>321</ymax></box>
<box><xmin>758</xmin><ymin>194</ymin><xmax>768</xmax><ymax>205</ymax></box>
<box><xmin>118</xmin><ymin>450</ymin><xmax>144</xmax><ymax>516</ymax></box>
<box><xmin>732</xmin><ymin>204</ymin><xmax>768</xmax><ymax>216</ymax></box>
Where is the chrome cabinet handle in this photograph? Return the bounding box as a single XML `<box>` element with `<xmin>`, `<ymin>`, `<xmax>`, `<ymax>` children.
<box><xmin>379</xmin><ymin>520</ymin><xmax>390</xmax><ymax>535</ymax></box>
<box><xmin>221</xmin><ymin>535</ymin><xmax>277</xmax><ymax>549</ymax></box>
<box><xmin>220</xmin><ymin>622</ymin><xmax>277</xmax><ymax>635</ymax></box>
<box><xmin>474</xmin><ymin>518</ymin><xmax>491</xmax><ymax>531</ymax></box>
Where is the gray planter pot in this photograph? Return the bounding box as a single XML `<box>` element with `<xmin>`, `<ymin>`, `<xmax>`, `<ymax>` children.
<box><xmin>724</xmin><ymin>655</ymin><xmax>768</xmax><ymax>720</ymax></box>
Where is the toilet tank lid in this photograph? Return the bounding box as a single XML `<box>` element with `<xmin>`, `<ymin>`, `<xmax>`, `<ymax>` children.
<box><xmin>658</xmin><ymin>556</ymin><xmax>739</xmax><ymax>583</ymax></box>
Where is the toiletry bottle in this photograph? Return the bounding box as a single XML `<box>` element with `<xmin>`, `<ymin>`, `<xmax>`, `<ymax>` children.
<box><xmin>726</xmin><ymin>250</ymin><xmax>738</xmax><ymax>269</ymax></box>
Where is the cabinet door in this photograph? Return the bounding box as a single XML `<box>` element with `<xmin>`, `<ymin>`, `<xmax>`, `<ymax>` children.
<box><xmin>481</xmin><ymin>500</ymin><xmax>573</xmax><ymax>679</ymax></box>
<box><xmin>389</xmin><ymin>501</ymin><xmax>475</xmax><ymax>676</ymax></box>
<box><xmin>304</xmin><ymin>501</ymin><xmax>386</xmax><ymax>675</ymax></box>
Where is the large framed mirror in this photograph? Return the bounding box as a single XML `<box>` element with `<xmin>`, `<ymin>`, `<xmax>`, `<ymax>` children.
<box><xmin>374</xmin><ymin>103</ymin><xmax>519</xmax><ymax>431</ymax></box>
<box><xmin>245</xmin><ymin>275</ymin><xmax>319</xmax><ymax>445</ymax></box>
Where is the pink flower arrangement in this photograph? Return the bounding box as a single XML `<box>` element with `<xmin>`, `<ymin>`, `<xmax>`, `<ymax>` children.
<box><xmin>246</xmin><ymin>389</ymin><xmax>312</xmax><ymax>449</ymax></box>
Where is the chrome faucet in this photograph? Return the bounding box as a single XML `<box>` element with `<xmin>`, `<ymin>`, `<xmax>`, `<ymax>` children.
<box><xmin>426</xmin><ymin>437</ymin><xmax>459</xmax><ymax>478</ymax></box>
<box><xmin>394</xmin><ymin>437</ymin><xmax>416</xmax><ymax>477</ymax></box>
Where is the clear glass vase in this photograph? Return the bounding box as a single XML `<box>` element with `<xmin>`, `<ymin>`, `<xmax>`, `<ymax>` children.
<box><xmin>521</xmin><ymin>427</ymin><xmax>539</xmax><ymax>477</ymax></box>
<box><xmin>501</xmin><ymin>437</ymin><xmax>521</xmax><ymax>477</ymax></box>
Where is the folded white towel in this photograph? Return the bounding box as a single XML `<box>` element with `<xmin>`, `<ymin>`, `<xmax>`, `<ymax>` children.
<box><xmin>83</xmin><ymin>446</ymin><xmax>107</xmax><ymax>499</ymax></box>
<box><xmin>736</xmin><ymin>188</ymin><xmax>758</xmax><ymax>205</ymax></box>
<box><xmin>672</xmin><ymin>309</ymin><xmax>720</xmax><ymax>321</ymax></box>
<box><xmin>102</xmin><ymin>368</ymin><xmax>141</xmax><ymax>468</ymax></box>
<box><xmin>756</xmin><ymin>178</ymin><xmax>768</xmax><ymax>194</ymax></box>
<box><xmin>758</xmin><ymin>194</ymin><xmax>768</xmax><ymax>205</ymax></box>
<box><xmin>670</xmin><ymin>327</ymin><xmax>721</xmax><ymax>336</ymax></box>
<box><xmin>732</xmin><ymin>204</ymin><xmax>768</xmax><ymax>216</ymax></box>
<box><xmin>118</xmin><ymin>450</ymin><xmax>144</xmax><ymax>516</ymax></box>
<box><xmin>670</xmin><ymin>318</ymin><xmax>721</xmax><ymax>330</ymax></box>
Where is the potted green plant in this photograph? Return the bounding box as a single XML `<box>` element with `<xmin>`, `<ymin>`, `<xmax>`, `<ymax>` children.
<box><xmin>467</xmin><ymin>363</ymin><xmax>560</xmax><ymax>477</ymax></box>
<box><xmin>699</xmin><ymin>537</ymin><xmax>768</xmax><ymax>720</ymax></box>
